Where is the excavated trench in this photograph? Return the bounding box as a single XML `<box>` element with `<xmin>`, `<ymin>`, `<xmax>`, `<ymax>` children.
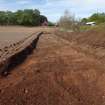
<box><xmin>0</xmin><ymin>32</ymin><xmax>43</xmax><ymax>76</ymax></box>
<box><xmin>0</xmin><ymin>31</ymin><xmax>105</xmax><ymax>105</ymax></box>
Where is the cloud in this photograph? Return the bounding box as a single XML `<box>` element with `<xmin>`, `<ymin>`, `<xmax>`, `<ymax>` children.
<box><xmin>43</xmin><ymin>0</ymin><xmax>105</xmax><ymax>21</ymax></box>
<box><xmin>17</xmin><ymin>0</ymin><xmax>30</xmax><ymax>4</ymax></box>
<box><xmin>0</xmin><ymin>0</ymin><xmax>104</xmax><ymax>22</ymax></box>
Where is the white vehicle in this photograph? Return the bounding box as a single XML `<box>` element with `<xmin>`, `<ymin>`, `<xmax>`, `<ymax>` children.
<box><xmin>86</xmin><ymin>22</ymin><xmax>96</xmax><ymax>26</ymax></box>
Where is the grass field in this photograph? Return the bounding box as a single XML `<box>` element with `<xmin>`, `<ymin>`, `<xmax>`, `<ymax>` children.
<box><xmin>80</xmin><ymin>23</ymin><xmax>105</xmax><ymax>32</ymax></box>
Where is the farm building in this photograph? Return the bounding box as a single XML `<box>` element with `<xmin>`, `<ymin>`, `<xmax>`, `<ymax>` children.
<box><xmin>41</xmin><ymin>20</ymin><xmax>48</xmax><ymax>26</ymax></box>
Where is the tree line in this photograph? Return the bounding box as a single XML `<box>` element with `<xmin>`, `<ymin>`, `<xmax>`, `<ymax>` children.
<box><xmin>81</xmin><ymin>13</ymin><xmax>105</xmax><ymax>24</ymax></box>
<box><xmin>0</xmin><ymin>9</ymin><xmax>48</xmax><ymax>26</ymax></box>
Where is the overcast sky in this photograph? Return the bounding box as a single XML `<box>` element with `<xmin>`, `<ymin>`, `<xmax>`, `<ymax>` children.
<box><xmin>0</xmin><ymin>0</ymin><xmax>105</xmax><ymax>22</ymax></box>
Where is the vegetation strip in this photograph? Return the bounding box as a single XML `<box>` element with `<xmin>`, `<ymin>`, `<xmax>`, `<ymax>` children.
<box><xmin>0</xmin><ymin>32</ymin><xmax>43</xmax><ymax>76</ymax></box>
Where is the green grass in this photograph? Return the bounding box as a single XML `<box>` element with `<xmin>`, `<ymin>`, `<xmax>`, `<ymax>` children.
<box><xmin>59</xmin><ymin>23</ymin><xmax>105</xmax><ymax>32</ymax></box>
<box><xmin>92</xmin><ymin>23</ymin><xmax>105</xmax><ymax>32</ymax></box>
<box><xmin>80</xmin><ymin>25</ymin><xmax>96</xmax><ymax>31</ymax></box>
<box><xmin>80</xmin><ymin>23</ymin><xmax>105</xmax><ymax>32</ymax></box>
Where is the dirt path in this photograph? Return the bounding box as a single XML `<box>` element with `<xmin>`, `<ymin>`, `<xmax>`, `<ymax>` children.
<box><xmin>0</xmin><ymin>33</ymin><xmax>105</xmax><ymax>105</ymax></box>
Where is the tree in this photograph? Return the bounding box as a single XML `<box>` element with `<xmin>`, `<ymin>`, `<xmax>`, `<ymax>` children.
<box><xmin>81</xmin><ymin>18</ymin><xmax>88</xmax><ymax>24</ymax></box>
<box><xmin>0</xmin><ymin>9</ymin><xmax>48</xmax><ymax>26</ymax></box>
<box><xmin>59</xmin><ymin>10</ymin><xmax>80</xmax><ymax>31</ymax></box>
<box><xmin>33</xmin><ymin>9</ymin><xmax>40</xmax><ymax>16</ymax></box>
<box><xmin>0</xmin><ymin>11</ymin><xmax>7</xmax><ymax>25</ymax></box>
<box><xmin>81</xmin><ymin>12</ymin><xmax>105</xmax><ymax>24</ymax></box>
<box><xmin>48</xmin><ymin>21</ymin><xmax>55</xmax><ymax>26</ymax></box>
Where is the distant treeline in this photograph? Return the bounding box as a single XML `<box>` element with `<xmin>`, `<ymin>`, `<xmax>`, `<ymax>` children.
<box><xmin>0</xmin><ymin>9</ymin><xmax>48</xmax><ymax>26</ymax></box>
<box><xmin>81</xmin><ymin>13</ymin><xmax>105</xmax><ymax>24</ymax></box>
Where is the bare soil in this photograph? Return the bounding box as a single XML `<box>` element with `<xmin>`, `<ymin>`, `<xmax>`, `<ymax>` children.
<box><xmin>0</xmin><ymin>27</ymin><xmax>105</xmax><ymax>105</ymax></box>
<box><xmin>55</xmin><ymin>30</ymin><xmax>105</xmax><ymax>62</ymax></box>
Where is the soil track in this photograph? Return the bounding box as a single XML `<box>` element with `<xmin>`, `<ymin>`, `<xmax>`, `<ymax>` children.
<box><xmin>0</xmin><ymin>29</ymin><xmax>105</xmax><ymax>105</ymax></box>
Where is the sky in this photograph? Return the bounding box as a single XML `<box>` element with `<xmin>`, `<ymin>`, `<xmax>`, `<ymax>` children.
<box><xmin>0</xmin><ymin>0</ymin><xmax>105</xmax><ymax>22</ymax></box>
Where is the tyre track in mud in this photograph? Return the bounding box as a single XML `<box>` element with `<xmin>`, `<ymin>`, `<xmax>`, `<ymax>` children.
<box><xmin>0</xmin><ymin>32</ymin><xmax>105</xmax><ymax>105</ymax></box>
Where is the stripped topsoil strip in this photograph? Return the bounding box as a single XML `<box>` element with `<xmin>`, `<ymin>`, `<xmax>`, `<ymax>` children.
<box><xmin>0</xmin><ymin>32</ymin><xmax>43</xmax><ymax>76</ymax></box>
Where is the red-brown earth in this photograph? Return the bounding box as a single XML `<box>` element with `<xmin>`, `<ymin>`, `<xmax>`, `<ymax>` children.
<box><xmin>0</xmin><ymin>27</ymin><xmax>105</xmax><ymax>105</ymax></box>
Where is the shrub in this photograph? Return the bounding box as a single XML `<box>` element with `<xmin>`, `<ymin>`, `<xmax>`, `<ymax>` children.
<box><xmin>59</xmin><ymin>10</ymin><xmax>80</xmax><ymax>32</ymax></box>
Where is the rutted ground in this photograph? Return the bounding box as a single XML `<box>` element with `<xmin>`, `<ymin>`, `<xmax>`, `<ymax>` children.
<box><xmin>0</xmin><ymin>29</ymin><xmax>105</xmax><ymax>105</ymax></box>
